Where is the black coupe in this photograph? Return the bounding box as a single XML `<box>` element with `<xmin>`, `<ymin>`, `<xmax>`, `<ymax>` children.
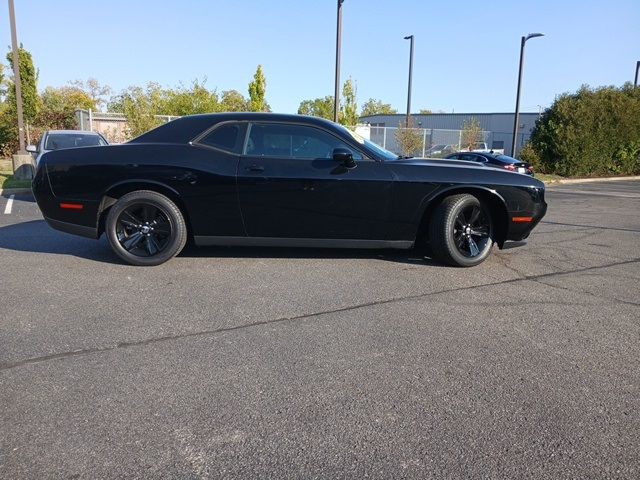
<box><xmin>446</xmin><ymin>151</ymin><xmax>535</xmax><ymax>176</ymax></box>
<box><xmin>32</xmin><ymin>113</ymin><xmax>547</xmax><ymax>267</ymax></box>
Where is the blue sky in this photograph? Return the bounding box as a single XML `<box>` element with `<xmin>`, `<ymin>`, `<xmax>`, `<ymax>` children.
<box><xmin>2</xmin><ymin>0</ymin><xmax>638</xmax><ymax>114</ymax></box>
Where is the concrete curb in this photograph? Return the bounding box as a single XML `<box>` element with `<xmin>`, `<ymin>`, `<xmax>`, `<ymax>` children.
<box><xmin>0</xmin><ymin>187</ymin><xmax>32</xmax><ymax>196</ymax></box>
<box><xmin>546</xmin><ymin>175</ymin><xmax>640</xmax><ymax>185</ymax></box>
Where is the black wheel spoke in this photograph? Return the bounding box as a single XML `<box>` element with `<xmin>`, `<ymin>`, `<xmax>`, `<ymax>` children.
<box><xmin>122</xmin><ymin>232</ymin><xmax>144</xmax><ymax>251</ymax></box>
<box><xmin>469</xmin><ymin>206</ymin><xmax>481</xmax><ymax>225</ymax></box>
<box><xmin>470</xmin><ymin>227</ymin><xmax>489</xmax><ymax>238</ymax></box>
<box><xmin>152</xmin><ymin>219</ymin><xmax>171</xmax><ymax>235</ymax></box>
<box><xmin>121</xmin><ymin>210</ymin><xmax>142</xmax><ymax>226</ymax></box>
<box><xmin>146</xmin><ymin>236</ymin><xmax>159</xmax><ymax>256</ymax></box>
<box><xmin>467</xmin><ymin>236</ymin><xmax>480</xmax><ymax>257</ymax></box>
<box><xmin>142</xmin><ymin>204</ymin><xmax>157</xmax><ymax>222</ymax></box>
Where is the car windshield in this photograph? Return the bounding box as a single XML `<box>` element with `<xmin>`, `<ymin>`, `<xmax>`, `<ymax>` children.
<box><xmin>429</xmin><ymin>144</ymin><xmax>446</xmax><ymax>150</ymax></box>
<box><xmin>44</xmin><ymin>133</ymin><xmax>105</xmax><ymax>151</ymax></box>
<box><xmin>337</xmin><ymin>125</ymin><xmax>399</xmax><ymax>160</ymax></box>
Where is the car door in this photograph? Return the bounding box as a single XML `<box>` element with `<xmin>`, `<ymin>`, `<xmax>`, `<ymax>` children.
<box><xmin>237</xmin><ymin>122</ymin><xmax>394</xmax><ymax>240</ymax></box>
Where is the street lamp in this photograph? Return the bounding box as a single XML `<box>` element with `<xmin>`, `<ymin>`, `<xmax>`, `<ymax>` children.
<box><xmin>333</xmin><ymin>0</ymin><xmax>344</xmax><ymax>123</ymax></box>
<box><xmin>404</xmin><ymin>35</ymin><xmax>414</xmax><ymax>127</ymax></box>
<box><xmin>511</xmin><ymin>32</ymin><xmax>544</xmax><ymax>156</ymax></box>
<box><xmin>8</xmin><ymin>0</ymin><xmax>26</xmax><ymax>154</ymax></box>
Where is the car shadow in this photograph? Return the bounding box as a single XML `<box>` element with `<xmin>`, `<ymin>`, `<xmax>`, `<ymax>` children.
<box><xmin>0</xmin><ymin>219</ymin><xmax>446</xmax><ymax>267</ymax></box>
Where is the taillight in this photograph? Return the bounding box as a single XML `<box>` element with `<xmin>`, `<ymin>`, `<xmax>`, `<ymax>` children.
<box><xmin>528</xmin><ymin>166</ymin><xmax>534</xmax><ymax>173</ymax></box>
<box><xmin>503</xmin><ymin>165</ymin><xmax>517</xmax><ymax>171</ymax></box>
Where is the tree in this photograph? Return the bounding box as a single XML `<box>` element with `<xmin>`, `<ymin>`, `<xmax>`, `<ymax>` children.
<box><xmin>69</xmin><ymin>78</ymin><xmax>111</xmax><ymax>111</ymax></box>
<box><xmin>297</xmin><ymin>96</ymin><xmax>334</xmax><ymax>120</ymax></box>
<box><xmin>117</xmin><ymin>83</ymin><xmax>166</xmax><ymax>138</ymax></box>
<box><xmin>528</xmin><ymin>83</ymin><xmax>640</xmax><ymax>176</ymax></box>
<box><xmin>5</xmin><ymin>46</ymin><xmax>40</xmax><ymax>123</ymax></box>
<box><xmin>395</xmin><ymin>118</ymin><xmax>424</xmax><ymax>157</ymax></box>
<box><xmin>248</xmin><ymin>65</ymin><xmax>269</xmax><ymax>112</ymax></box>
<box><xmin>460</xmin><ymin>117</ymin><xmax>483</xmax><ymax>151</ymax></box>
<box><xmin>37</xmin><ymin>86</ymin><xmax>96</xmax><ymax>130</ymax></box>
<box><xmin>418</xmin><ymin>108</ymin><xmax>432</xmax><ymax>115</ymax></box>
<box><xmin>340</xmin><ymin>77</ymin><xmax>358</xmax><ymax>126</ymax></box>
<box><xmin>220</xmin><ymin>90</ymin><xmax>248</xmax><ymax>111</ymax></box>
<box><xmin>0</xmin><ymin>64</ymin><xmax>6</xmax><ymax>101</ymax></box>
<box><xmin>1</xmin><ymin>45</ymin><xmax>41</xmax><ymax>154</ymax></box>
<box><xmin>360</xmin><ymin>98</ymin><xmax>397</xmax><ymax>117</ymax></box>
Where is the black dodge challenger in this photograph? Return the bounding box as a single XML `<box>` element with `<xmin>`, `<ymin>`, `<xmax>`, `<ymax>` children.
<box><xmin>32</xmin><ymin>113</ymin><xmax>547</xmax><ymax>267</ymax></box>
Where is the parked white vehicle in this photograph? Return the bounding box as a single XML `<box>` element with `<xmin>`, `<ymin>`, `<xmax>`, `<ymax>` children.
<box><xmin>27</xmin><ymin>130</ymin><xmax>108</xmax><ymax>164</ymax></box>
<box><xmin>459</xmin><ymin>142</ymin><xmax>505</xmax><ymax>155</ymax></box>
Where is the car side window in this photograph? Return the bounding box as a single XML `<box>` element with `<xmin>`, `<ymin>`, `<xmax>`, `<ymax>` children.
<box><xmin>460</xmin><ymin>154</ymin><xmax>482</xmax><ymax>162</ymax></box>
<box><xmin>245</xmin><ymin>123</ymin><xmax>363</xmax><ymax>160</ymax></box>
<box><xmin>198</xmin><ymin>123</ymin><xmax>246</xmax><ymax>153</ymax></box>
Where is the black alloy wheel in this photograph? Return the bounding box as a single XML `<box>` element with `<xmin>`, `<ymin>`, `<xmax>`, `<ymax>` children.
<box><xmin>429</xmin><ymin>194</ymin><xmax>494</xmax><ymax>267</ymax></box>
<box><xmin>452</xmin><ymin>203</ymin><xmax>491</xmax><ymax>258</ymax></box>
<box><xmin>116</xmin><ymin>204</ymin><xmax>172</xmax><ymax>257</ymax></box>
<box><xmin>106</xmin><ymin>190</ymin><xmax>187</xmax><ymax>266</ymax></box>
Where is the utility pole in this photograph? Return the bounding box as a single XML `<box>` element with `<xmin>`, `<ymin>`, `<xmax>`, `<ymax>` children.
<box><xmin>8</xmin><ymin>0</ymin><xmax>26</xmax><ymax>154</ymax></box>
<box><xmin>404</xmin><ymin>35</ymin><xmax>414</xmax><ymax>127</ymax></box>
<box><xmin>511</xmin><ymin>33</ymin><xmax>544</xmax><ymax>156</ymax></box>
<box><xmin>635</xmin><ymin>61</ymin><xmax>639</xmax><ymax>87</ymax></box>
<box><xmin>333</xmin><ymin>0</ymin><xmax>344</xmax><ymax>123</ymax></box>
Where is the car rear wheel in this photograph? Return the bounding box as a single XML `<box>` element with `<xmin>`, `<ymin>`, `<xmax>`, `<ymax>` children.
<box><xmin>106</xmin><ymin>190</ymin><xmax>187</xmax><ymax>266</ymax></box>
<box><xmin>428</xmin><ymin>194</ymin><xmax>494</xmax><ymax>267</ymax></box>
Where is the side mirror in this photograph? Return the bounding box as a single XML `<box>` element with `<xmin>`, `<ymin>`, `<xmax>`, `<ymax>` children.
<box><xmin>26</xmin><ymin>145</ymin><xmax>37</xmax><ymax>153</ymax></box>
<box><xmin>332</xmin><ymin>147</ymin><xmax>356</xmax><ymax>169</ymax></box>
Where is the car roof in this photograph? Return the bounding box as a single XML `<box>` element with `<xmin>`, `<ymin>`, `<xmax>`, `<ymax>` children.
<box><xmin>46</xmin><ymin>130</ymin><xmax>102</xmax><ymax>135</ymax></box>
<box><xmin>129</xmin><ymin>112</ymin><xmax>346</xmax><ymax>145</ymax></box>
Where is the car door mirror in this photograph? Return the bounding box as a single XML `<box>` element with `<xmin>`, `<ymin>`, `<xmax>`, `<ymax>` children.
<box><xmin>26</xmin><ymin>144</ymin><xmax>37</xmax><ymax>153</ymax></box>
<box><xmin>332</xmin><ymin>148</ymin><xmax>356</xmax><ymax>169</ymax></box>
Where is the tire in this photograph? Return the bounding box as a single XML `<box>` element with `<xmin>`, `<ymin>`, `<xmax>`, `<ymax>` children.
<box><xmin>428</xmin><ymin>194</ymin><xmax>494</xmax><ymax>267</ymax></box>
<box><xmin>105</xmin><ymin>190</ymin><xmax>187</xmax><ymax>266</ymax></box>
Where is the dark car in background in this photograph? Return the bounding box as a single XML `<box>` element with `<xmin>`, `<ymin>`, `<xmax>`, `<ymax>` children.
<box><xmin>446</xmin><ymin>151</ymin><xmax>534</xmax><ymax>176</ymax></box>
<box><xmin>33</xmin><ymin>113</ymin><xmax>546</xmax><ymax>268</ymax></box>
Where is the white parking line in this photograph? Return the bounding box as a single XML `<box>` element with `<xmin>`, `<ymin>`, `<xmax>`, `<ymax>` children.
<box><xmin>4</xmin><ymin>194</ymin><xmax>14</xmax><ymax>214</ymax></box>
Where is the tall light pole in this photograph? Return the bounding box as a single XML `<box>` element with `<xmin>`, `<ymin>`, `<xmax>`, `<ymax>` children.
<box><xmin>635</xmin><ymin>61</ymin><xmax>640</xmax><ymax>87</ymax></box>
<box><xmin>333</xmin><ymin>0</ymin><xmax>344</xmax><ymax>123</ymax></box>
<box><xmin>404</xmin><ymin>35</ymin><xmax>414</xmax><ymax>127</ymax></box>
<box><xmin>511</xmin><ymin>32</ymin><xmax>544</xmax><ymax>156</ymax></box>
<box><xmin>8</xmin><ymin>0</ymin><xmax>26</xmax><ymax>154</ymax></box>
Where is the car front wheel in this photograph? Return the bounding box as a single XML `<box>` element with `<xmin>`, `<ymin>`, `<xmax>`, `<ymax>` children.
<box><xmin>106</xmin><ymin>190</ymin><xmax>187</xmax><ymax>266</ymax></box>
<box><xmin>429</xmin><ymin>194</ymin><xmax>494</xmax><ymax>267</ymax></box>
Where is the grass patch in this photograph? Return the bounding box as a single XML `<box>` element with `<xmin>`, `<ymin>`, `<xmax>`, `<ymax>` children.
<box><xmin>536</xmin><ymin>173</ymin><xmax>565</xmax><ymax>184</ymax></box>
<box><xmin>0</xmin><ymin>170</ymin><xmax>32</xmax><ymax>190</ymax></box>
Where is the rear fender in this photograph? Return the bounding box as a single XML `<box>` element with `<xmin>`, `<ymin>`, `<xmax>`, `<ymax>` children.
<box><xmin>99</xmin><ymin>179</ymin><xmax>191</xmax><ymax>237</ymax></box>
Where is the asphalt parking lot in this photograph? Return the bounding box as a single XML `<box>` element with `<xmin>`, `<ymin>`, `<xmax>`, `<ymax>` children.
<box><xmin>1</xmin><ymin>180</ymin><xmax>639</xmax><ymax>479</ymax></box>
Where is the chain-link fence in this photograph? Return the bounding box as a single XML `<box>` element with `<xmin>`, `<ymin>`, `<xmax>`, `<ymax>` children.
<box><xmin>366</xmin><ymin>126</ymin><xmax>493</xmax><ymax>157</ymax></box>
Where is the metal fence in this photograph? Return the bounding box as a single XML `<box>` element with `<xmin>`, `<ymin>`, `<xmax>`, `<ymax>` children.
<box><xmin>365</xmin><ymin>126</ymin><xmax>492</xmax><ymax>156</ymax></box>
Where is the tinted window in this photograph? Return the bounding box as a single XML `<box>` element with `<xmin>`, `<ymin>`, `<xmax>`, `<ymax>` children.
<box><xmin>459</xmin><ymin>153</ymin><xmax>483</xmax><ymax>162</ymax></box>
<box><xmin>44</xmin><ymin>133</ymin><xmax>105</xmax><ymax>150</ymax></box>
<box><xmin>245</xmin><ymin>123</ymin><xmax>362</xmax><ymax>160</ymax></box>
<box><xmin>199</xmin><ymin>123</ymin><xmax>244</xmax><ymax>153</ymax></box>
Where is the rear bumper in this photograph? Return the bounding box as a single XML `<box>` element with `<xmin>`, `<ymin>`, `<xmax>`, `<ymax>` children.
<box><xmin>44</xmin><ymin>216</ymin><xmax>99</xmax><ymax>239</ymax></box>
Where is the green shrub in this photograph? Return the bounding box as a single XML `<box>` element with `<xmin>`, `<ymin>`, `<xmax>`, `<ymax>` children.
<box><xmin>529</xmin><ymin>84</ymin><xmax>640</xmax><ymax>177</ymax></box>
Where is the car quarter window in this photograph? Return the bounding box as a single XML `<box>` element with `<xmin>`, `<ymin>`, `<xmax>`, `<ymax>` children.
<box><xmin>198</xmin><ymin>123</ymin><xmax>246</xmax><ymax>153</ymax></box>
<box><xmin>245</xmin><ymin>123</ymin><xmax>363</xmax><ymax>160</ymax></box>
